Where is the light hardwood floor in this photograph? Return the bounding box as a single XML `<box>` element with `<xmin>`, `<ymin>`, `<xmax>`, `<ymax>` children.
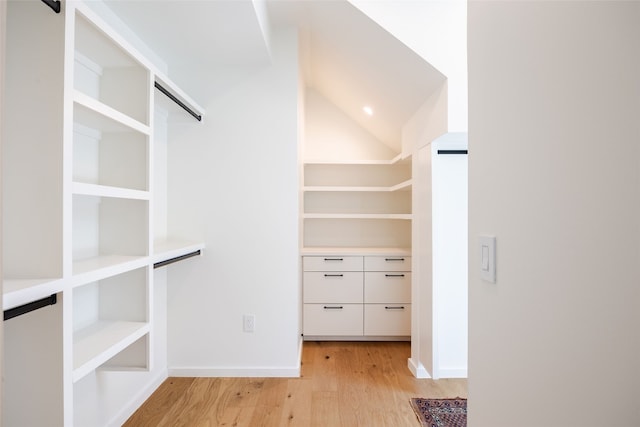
<box><xmin>124</xmin><ymin>341</ymin><xmax>467</xmax><ymax>427</ymax></box>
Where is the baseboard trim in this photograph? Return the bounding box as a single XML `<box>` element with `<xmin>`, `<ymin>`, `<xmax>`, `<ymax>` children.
<box><xmin>108</xmin><ymin>369</ymin><xmax>168</xmax><ymax>427</ymax></box>
<box><xmin>168</xmin><ymin>365</ymin><xmax>301</xmax><ymax>378</ymax></box>
<box><xmin>436</xmin><ymin>367</ymin><xmax>467</xmax><ymax>378</ymax></box>
<box><xmin>303</xmin><ymin>335</ymin><xmax>410</xmax><ymax>342</ymax></box>
<box><xmin>408</xmin><ymin>357</ymin><xmax>431</xmax><ymax>378</ymax></box>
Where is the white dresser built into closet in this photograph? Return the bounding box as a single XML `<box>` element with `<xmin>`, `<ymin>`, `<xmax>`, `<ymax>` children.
<box><xmin>302</xmin><ymin>252</ymin><xmax>411</xmax><ymax>339</ymax></box>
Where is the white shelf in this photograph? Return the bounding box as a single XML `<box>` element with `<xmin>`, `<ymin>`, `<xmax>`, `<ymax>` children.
<box><xmin>72</xmin><ymin>182</ymin><xmax>150</xmax><ymax>200</ymax></box>
<box><xmin>73</xmin><ymin>320</ymin><xmax>150</xmax><ymax>383</ymax></box>
<box><xmin>301</xmin><ymin>247</ymin><xmax>411</xmax><ymax>256</ymax></box>
<box><xmin>71</xmin><ymin>255</ymin><xmax>149</xmax><ymax>287</ymax></box>
<box><xmin>390</xmin><ymin>179</ymin><xmax>412</xmax><ymax>191</ymax></box>
<box><xmin>304</xmin><ymin>153</ymin><xmax>408</xmax><ymax>165</ymax></box>
<box><xmin>304</xmin><ymin>179</ymin><xmax>412</xmax><ymax>193</ymax></box>
<box><xmin>74</xmin><ymin>91</ymin><xmax>150</xmax><ymax>135</ymax></box>
<box><xmin>304</xmin><ymin>213</ymin><xmax>412</xmax><ymax>220</ymax></box>
<box><xmin>2</xmin><ymin>278</ymin><xmax>65</xmax><ymax>311</ymax></box>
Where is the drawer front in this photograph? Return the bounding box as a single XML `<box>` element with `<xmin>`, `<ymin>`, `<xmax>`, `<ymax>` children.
<box><xmin>364</xmin><ymin>304</ymin><xmax>411</xmax><ymax>336</ymax></box>
<box><xmin>304</xmin><ymin>272</ymin><xmax>363</xmax><ymax>303</ymax></box>
<box><xmin>364</xmin><ymin>272</ymin><xmax>411</xmax><ymax>303</ymax></box>
<box><xmin>364</xmin><ymin>256</ymin><xmax>411</xmax><ymax>272</ymax></box>
<box><xmin>303</xmin><ymin>256</ymin><xmax>363</xmax><ymax>272</ymax></box>
<box><xmin>303</xmin><ymin>304</ymin><xmax>363</xmax><ymax>336</ymax></box>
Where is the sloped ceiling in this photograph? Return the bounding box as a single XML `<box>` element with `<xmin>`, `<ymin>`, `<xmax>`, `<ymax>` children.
<box><xmin>103</xmin><ymin>0</ymin><xmax>445</xmax><ymax>153</ymax></box>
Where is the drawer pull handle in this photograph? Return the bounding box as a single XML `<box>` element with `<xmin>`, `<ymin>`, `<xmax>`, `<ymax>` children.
<box><xmin>385</xmin><ymin>274</ymin><xmax>405</xmax><ymax>278</ymax></box>
<box><xmin>324</xmin><ymin>258</ymin><xmax>344</xmax><ymax>261</ymax></box>
<box><xmin>385</xmin><ymin>306</ymin><xmax>405</xmax><ymax>310</ymax></box>
<box><xmin>323</xmin><ymin>306</ymin><xmax>344</xmax><ymax>310</ymax></box>
<box><xmin>385</xmin><ymin>258</ymin><xmax>405</xmax><ymax>262</ymax></box>
<box><xmin>324</xmin><ymin>274</ymin><xmax>344</xmax><ymax>277</ymax></box>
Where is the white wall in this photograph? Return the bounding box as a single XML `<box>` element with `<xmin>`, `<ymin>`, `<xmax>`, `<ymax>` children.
<box><xmin>348</xmin><ymin>0</ymin><xmax>467</xmax><ymax>133</ymax></box>
<box><xmin>431</xmin><ymin>134</ymin><xmax>467</xmax><ymax>379</ymax></box>
<box><xmin>165</xmin><ymin>28</ymin><xmax>301</xmax><ymax>376</ymax></box>
<box><xmin>0</xmin><ymin>0</ymin><xmax>6</xmax><ymax>419</ymax></box>
<box><xmin>402</xmin><ymin>83</ymin><xmax>447</xmax><ymax>155</ymax></box>
<box><xmin>468</xmin><ymin>2</ymin><xmax>640</xmax><ymax>426</ymax></box>
<box><xmin>305</xmin><ymin>88</ymin><xmax>396</xmax><ymax>161</ymax></box>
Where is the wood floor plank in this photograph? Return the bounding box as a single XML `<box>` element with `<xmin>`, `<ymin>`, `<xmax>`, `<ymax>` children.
<box><xmin>278</xmin><ymin>379</ymin><xmax>313</xmax><ymax>426</ymax></box>
<box><xmin>123</xmin><ymin>377</ymin><xmax>195</xmax><ymax>427</ymax></box>
<box><xmin>125</xmin><ymin>342</ymin><xmax>467</xmax><ymax>427</ymax></box>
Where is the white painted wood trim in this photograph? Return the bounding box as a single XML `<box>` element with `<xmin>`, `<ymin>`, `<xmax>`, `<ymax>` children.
<box><xmin>106</xmin><ymin>369</ymin><xmax>169</xmax><ymax>427</ymax></box>
<box><xmin>168</xmin><ymin>366</ymin><xmax>301</xmax><ymax>378</ymax></box>
<box><xmin>408</xmin><ymin>357</ymin><xmax>432</xmax><ymax>379</ymax></box>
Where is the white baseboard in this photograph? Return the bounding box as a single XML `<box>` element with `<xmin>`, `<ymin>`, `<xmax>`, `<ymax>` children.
<box><xmin>169</xmin><ymin>365</ymin><xmax>301</xmax><ymax>378</ymax></box>
<box><xmin>407</xmin><ymin>357</ymin><xmax>431</xmax><ymax>378</ymax></box>
<box><xmin>108</xmin><ymin>369</ymin><xmax>169</xmax><ymax>427</ymax></box>
<box><xmin>436</xmin><ymin>367</ymin><xmax>467</xmax><ymax>379</ymax></box>
<box><xmin>168</xmin><ymin>338</ymin><xmax>303</xmax><ymax>378</ymax></box>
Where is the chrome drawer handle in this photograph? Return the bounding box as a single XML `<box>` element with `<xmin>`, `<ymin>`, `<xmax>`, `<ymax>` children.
<box><xmin>385</xmin><ymin>258</ymin><xmax>405</xmax><ymax>262</ymax></box>
<box><xmin>324</xmin><ymin>274</ymin><xmax>344</xmax><ymax>277</ymax></box>
<box><xmin>323</xmin><ymin>306</ymin><xmax>343</xmax><ymax>310</ymax></box>
<box><xmin>385</xmin><ymin>306</ymin><xmax>405</xmax><ymax>310</ymax></box>
<box><xmin>385</xmin><ymin>274</ymin><xmax>405</xmax><ymax>278</ymax></box>
<box><xmin>324</xmin><ymin>258</ymin><xmax>343</xmax><ymax>261</ymax></box>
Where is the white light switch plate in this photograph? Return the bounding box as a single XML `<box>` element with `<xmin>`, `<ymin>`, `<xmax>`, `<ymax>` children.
<box><xmin>479</xmin><ymin>236</ymin><xmax>496</xmax><ymax>283</ymax></box>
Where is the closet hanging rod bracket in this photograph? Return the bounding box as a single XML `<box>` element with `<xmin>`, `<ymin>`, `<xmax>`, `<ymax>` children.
<box><xmin>41</xmin><ymin>0</ymin><xmax>61</xmax><ymax>14</ymax></box>
<box><xmin>154</xmin><ymin>81</ymin><xmax>202</xmax><ymax>122</ymax></box>
<box><xmin>4</xmin><ymin>294</ymin><xmax>58</xmax><ymax>321</ymax></box>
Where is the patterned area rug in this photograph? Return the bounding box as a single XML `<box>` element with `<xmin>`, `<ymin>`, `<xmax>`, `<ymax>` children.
<box><xmin>410</xmin><ymin>397</ymin><xmax>467</xmax><ymax>427</ymax></box>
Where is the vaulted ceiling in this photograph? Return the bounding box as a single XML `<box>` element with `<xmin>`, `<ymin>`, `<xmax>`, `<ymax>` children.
<box><xmin>103</xmin><ymin>0</ymin><xmax>445</xmax><ymax>153</ymax></box>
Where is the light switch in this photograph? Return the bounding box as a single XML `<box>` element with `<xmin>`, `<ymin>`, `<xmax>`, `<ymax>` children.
<box><xmin>479</xmin><ymin>236</ymin><xmax>496</xmax><ymax>283</ymax></box>
<box><xmin>481</xmin><ymin>245</ymin><xmax>490</xmax><ymax>271</ymax></box>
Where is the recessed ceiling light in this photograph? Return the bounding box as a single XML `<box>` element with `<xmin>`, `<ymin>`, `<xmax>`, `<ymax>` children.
<box><xmin>363</xmin><ymin>106</ymin><xmax>373</xmax><ymax>116</ymax></box>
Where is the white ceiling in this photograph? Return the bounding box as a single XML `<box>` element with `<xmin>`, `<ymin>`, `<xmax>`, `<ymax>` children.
<box><xmin>103</xmin><ymin>0</ymin><xmax>445</xmax><ymax>153</ymax></box>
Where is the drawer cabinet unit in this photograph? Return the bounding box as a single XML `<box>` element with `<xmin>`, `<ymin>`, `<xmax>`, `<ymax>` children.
<box><xmin>303</xmin><ymin>256</ymin><xmax>363</xmax><ymax>272</ymax></box>
<box><xmin>364</xmin><ymin>256</ymin><xmax>411</xmax><ymax>272</ymax></box>
<box><xmin>303</xmin><ymin>304</ymin><xmax>364</xmax><ymax>336</ymax></box>
<box><xmin>364</xmin><ymin>272</ymin><xmax>411</xmax><ymax>303</ymax></box>
<box><xmin>303</xmin><ymin>272</ymin><xmax>363</xmax><ymax>303</ymax></box>
<box><xmin>302</xmin><ymin>253</ymin><xmax>411</xmax><ymax>339</ymax></box>
<box><xmin>364</xmin><ymin>304</ymin><xmax>411</xmax><ymax>336</ymax></box>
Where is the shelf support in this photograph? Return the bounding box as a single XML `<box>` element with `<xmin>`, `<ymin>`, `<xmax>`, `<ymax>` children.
<box><xmin>41</xmin><ymin>0</ymin><xmax>61</xmax><ymax>13</ymax></box>
<box><xmin>154</xmin><ymin>81</ymin><xmax>202</xmax><ymax>122</ymax></box>
<box><xmin>4</xmin><ymin>294</ymin><xmax>58</xmax><ymax>321</ymax></box>
<box><xmin>154</xmin><ymin>250</ymin><xmax>201</xmax><ymax>269</ymax></box>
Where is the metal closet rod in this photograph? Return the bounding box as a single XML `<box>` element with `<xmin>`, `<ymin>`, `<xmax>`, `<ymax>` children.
<box><xmin>41</xmin><ymin>0</ymin><xmax>61</xmax><ymax>13</ymax></box>
<box><xmin>155</xmin><ymin>82</ymin><xmax>202</xmax><ymax>122</ymax></box>
<box><xmin>4</xmin><ymin>294</ymin><xmax>58</xmax><ymax>321</ymax></box>
<box><xmin>154</xmin><ymin>250</ymin><xmax>202</xmax><ymax>269</ymax></box>
<box><xmin>437</xmin><ymin>149</ymin><xmax>468</xmax><ymax>155</ymax></box>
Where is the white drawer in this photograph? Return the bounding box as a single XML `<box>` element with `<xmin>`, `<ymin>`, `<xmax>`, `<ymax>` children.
<box><xmin>303</xmin><ymin>304</ymin><xmax>363</xmax><ymax>336</ymax></box>
<box><xmin>364</xmin><ymin>256</ymin><xmax>411</xmax><ymax>272</ymax></box>
<box><xmin>303</xmin><ymin>272</ymin><xmax>363</xmax><ymax>303</ymax></box>
<box><xmin>303</xmin><ymin>256</ymin><xmax>363</xmax><ymax>272</ymax></box>
<box><xmin>364</xmin><ymin>304</ymin><xmax>411</xmax><ymax>336</ymax></box>
<box><xmin>364</xmin><ymin>272</ymin><xmax>411</xmax><ymax>303</ymax></box>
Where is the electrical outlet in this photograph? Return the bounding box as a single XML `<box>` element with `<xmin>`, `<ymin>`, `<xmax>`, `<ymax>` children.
<box><xmin>243</xmin><ymin>314</ymin><xmax>255</xmax><ymax>333</ymax></box>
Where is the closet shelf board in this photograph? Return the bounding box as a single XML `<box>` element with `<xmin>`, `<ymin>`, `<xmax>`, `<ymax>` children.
<box><xmin>72</xmin><ymin>320</ymin><xmax>150</xmax><ymax>383</ymax></box>
<box><xmin>72</xmin><ymin>182</ymin><xmax>150</xmax><ymax>200</ymax></box>
<box><xmin>2</xmin><ymin>278</ymin><xmax>65</xmax><ymax>311</ymax></box>
<box><xmin>74</xmin><ymin>90</ymin><xmax>150</xmax><ymax>135</ymax></box>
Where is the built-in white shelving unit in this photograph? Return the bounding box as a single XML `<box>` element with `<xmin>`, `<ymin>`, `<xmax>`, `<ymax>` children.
<box><xmin>301</xmin><ymin>119</ymin><xmax>413</xmax><ymax>340</ymax></box>
<box><xmin>2</xmin><ymin>2</ymin><xmax>205</xmax><ymax>425</ymax></box>
<box><xmin>303</xmin><ymin>157</ymin><xmax>412</xmax><ymax>251</ymax></box>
